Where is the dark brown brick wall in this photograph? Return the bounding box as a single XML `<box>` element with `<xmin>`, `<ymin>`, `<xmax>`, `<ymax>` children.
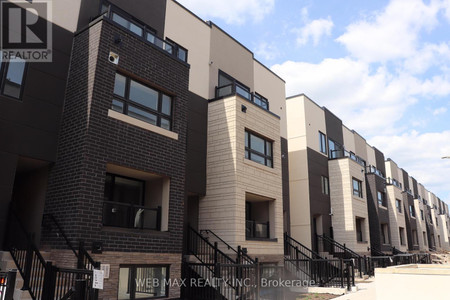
<box><xmin>43</xmin><ymin>18</ymin><xmax>189</xmax><ymax>254</ymax></box>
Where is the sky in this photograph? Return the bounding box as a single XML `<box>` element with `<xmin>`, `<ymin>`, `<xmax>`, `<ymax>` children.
<box><xmin>176</xmin><ymin>0</ymin><xmax>450</xmax><ymax>205</ymax></box>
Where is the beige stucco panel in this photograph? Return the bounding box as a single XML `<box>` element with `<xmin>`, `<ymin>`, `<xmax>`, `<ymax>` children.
<box><xmin>165</xmin><ymin>0</ymin><xmax>211</xmax><ymax>98</ymax></box>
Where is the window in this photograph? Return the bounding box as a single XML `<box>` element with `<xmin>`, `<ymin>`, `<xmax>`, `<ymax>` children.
<box><xmin>412</xmin><ymin>230</ymin><xmax>418</xmax><ymax>245</ymax></box>
<box><xmin>321</xmin><ymin>176</ymin><xmax>329</xmax><ymax>195</ymax></box>
<box><xmin>421</xmin><ymin>209</ymin><xmax>424</xmax><ymax>220</ymax></box>
<box><xmin>103</xmin><ymin>173</ymin><xmax>161</xmax><ymax>230</ymax></box>
<box><xmin>246</xmin><ymin>201</ymin><xmax>270</xmax><ymax>239</ymax></box>
<box><xmin>399</xmin><ymin>227</ymin><xmax>405</xmax><ymax>245</ymax></box>
<box><xmin>409</xmin><ymin>205</ymin><xmax>416</xmax><ymax>218</ymax></box>
<box><xmin>0</xmin><ymin>58</ymin><xmax>26</xmax><ymax>99</ymax></box>
<box><xmin>438</xmin><ymin>235</ymin><xmax>441</xmax><ymax>247</ymax></box>
<box><xmin>112</xmin><ymin>73</ymin><xmax>173</xmax><ymax>130</ymax></box>
<box><xmin>423</xmin><ymin>232</ymin><xmax>427</xmax><ymax>245</ymax></box>
<box><xmin>356</xmin><ymin>218</ymin><xmax>365</xmax><ymax>242</ymax></box>
<box><xmin>352</xmin><ymin>178</ymin><xmax>363</xmax><ymax>198</ymax></box>
<box><xmin>119</xmin><ymin>265</ymin><xmax>168</xmax><ymax>299</ymax></box>
<box><xmin>436</xmin><ymin>217</ymin><xmax>438</xmax><ymax>227</ymax></box>
<box><xmin>377</xmin><ymin>191</ymin><xmax>386</xmax><ymax>207</ymax></box>
<box><xmin>381</xmin><ymin>224</ymin><xmax>389</xmax><ymax>244</ymax></box>
<box><xmin>245</xmin><ymin>130</ymin><xmax>273</xmax><ymax>167</ymax></box>
<box><xmin>328</xmin><ymin>138</ymin><xmax>342</xmax><ymax>159</ymax></box>
<box><xmin>319</xmin><ymin>132</ymin><xmax>327</xmax><ymax>154</ymax></box>
<box><xmin>396</xmin><ymin>199</ymin><xmax>402</xmax><ymax>213</ymax></box>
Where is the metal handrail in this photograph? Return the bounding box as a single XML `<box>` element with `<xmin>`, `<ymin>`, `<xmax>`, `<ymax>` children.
<box><xmin>285</xmin><ymin>233</ymin><xmax>324</xmax><ymax>259</ymax></box>
<box><xmin>200</xmin><ymin>229</ymin><xmax>256</xmax><ymax>264</ymax></box>
<box><xmin>43</xmin><ymin>213</ymin><xmax>78</xmax><ymax>258</ymax></box>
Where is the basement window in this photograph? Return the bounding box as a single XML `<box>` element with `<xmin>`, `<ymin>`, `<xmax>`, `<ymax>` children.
<box><xmin>118</xmin><ymin>265</ymin><xmax>169</xmax><ymax>299</ymax></box>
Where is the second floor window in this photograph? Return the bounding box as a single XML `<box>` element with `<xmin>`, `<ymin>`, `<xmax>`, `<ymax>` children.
<box><xmin>377</xmin><ymin>191</ymin><xmax>387</xmax><ymax>207</ymax></box>
<box><xmin>321</xmin><ymin>176</ymin><xmax>329</xmax><ymax>195</ymax></box>
<box><xmin>409</xmin><ymin>205</ymin><xmax>416</xmax><ymax>218</ymax></box>
<box><xmin>421</xmin><ymin>209</ymin><xmax>424</xmax><ymax>220</ymax></box>
<box><xmin>396</xmin><ymin>199</ymin><xmax>402</xmax><ymax>213</ymax></box>
<box><xmin>112</xmin><ymin>73</ymin><xmax>172</xmax><ymax>130</ymax></box>
<box><xmin>245</xmin><ymin>130</ymin><xmax>273</xmax><ymax>168</ymax></box>
<box><xmin>352</xmin><ymin>178</ymin><xmax>363</xmax><ymax>198</ymax></box>
<box><xmin>319</xmin><ymin>131</ymin><xmax>327</xmax><ymax>154</ymax></box>
<box><xmin>0</xmin><ymin>58</ymin><xmax>27</xmax><ymax>99</ymax></box>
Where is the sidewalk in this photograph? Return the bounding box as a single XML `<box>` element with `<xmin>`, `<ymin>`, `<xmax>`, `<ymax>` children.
<box><xmin>333</xmin><ymin>280</ymin><xmax>376</xmax><ymax>300</ymax></box>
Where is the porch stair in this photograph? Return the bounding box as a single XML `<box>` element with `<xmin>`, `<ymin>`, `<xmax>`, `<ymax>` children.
<box><xmin>0</xmin><ymin>251</ymin><xmax>32</xmax><ymax>300</ymax></box>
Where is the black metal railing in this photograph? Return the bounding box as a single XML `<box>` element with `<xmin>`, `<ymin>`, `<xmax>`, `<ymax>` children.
<box><xmin>0</xmin><ymin>270</ymin><xmax>16</xmax><ymax>300</ymax></box>
<box><xmin>42</xmin><ymin>214</ymin><xmax>99</xmax><ymax>271</ymax></box>
<box><xmin>200</xmin><ymin>229</ymin><xmax>256</xmax><ymax>264</ymax></box>
<box><xmin>386</xmin><ymin>177</ymin><xmax>403</xmax><ymax>189</ymax></box>
<box><xmin>284</xmin><ymin>258</ymin><xmax>354</xmax><ymax>290</ymax></box>
<box><xmin>330</xmin><ymin>149</ymin><xmax>366</xmax><ymax>167</ymax></box>
<box><xmin>316</xmin><ymin>234</ymin><xmax>369</xmax><ymax>277</ymax></box>
<box><xmin>103</xmin><ymin>201</ymin><xmax>161</xmax><ymax>230</ymax></box>
<box><xmin>365</xmin><ymin>165</ymin><xmax>385</xmax><ymax>178</ymax></box>
<box><xmin>6</xmin><ymin>210</ymin><xmax>98</xmax><ymax>300</ymax></box>
<box><xmin>284</xmin><ymin>233</ymin><xmax>323</xmax><ymax>260</ymax></box>
<box><xmin>246</xmin><ymin>220</ymin><xmax>269</xmax><ymax>239</ymax></box>
<box><xmin>215</xmin><ymin>83</ymin><xmax>269</xmax><ymax>111</ymax></box>
<box><xmin>100</xmin><ymin>1</ymin><xmax>188</xmax><ymax>63</ymax></box>
<box><xmin>367</xmin><ymin>253</ymin><xmax>431</xmax><ymax>276</ymax></box>
<box><xmin>368</xmin><ymin>246</ymin><xmax>386</xmax><ymax>257</ymax></box>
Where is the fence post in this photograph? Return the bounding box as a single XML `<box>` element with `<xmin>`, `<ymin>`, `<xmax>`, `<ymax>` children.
<box><xmin>340</xmin><ymin>259</ymin><xmax>344</xmax><ymax>288</ymax></box>
<box><xmin>213</xmin><ymin>242</ymin><xmax>218</xmax><ymax>266</ymax></box>
<box><xmin>237</xmin><ymin>245</ymin><xmax>242</xmax><ymax>264</ymax></box>
<box><xmin>343</xmin><ymin>243</ymin><xmax>347</xmax><ymax>258</ymax></box>
<box><xmin>4</xmin><ymin>270</ymin><xmax>17</xmax><ymax>300</ymax></box>
<box><xmin>77</xmin><ymin>241</ymin><xmax>85</xmax><ymax>269</ymax></box>
<box><xmin>22</xmin><ymin>235</ymin><xmax>34</xmax><ymax>291</ymax></box>
<box><xmin>255</xmin><ymin>259</ymin><xmax>260</xmax><ymax>300</ymax></box>
<box><xmin>42</xmin><ymin>261</ymin><xmax>56</xmax><ymax>300</ymax></box>
<box><xmin>214</xmin><ymin>263</ymin><xmax>221</xmax><ymax>300</ymax></box>
<box><xmin>346</xmin><ymin>262</ymin><xmax>351</xmax><ymax>291</ymax></box>
<box><xmin>75</xmin><ymin>279</ymin><xmax>87</xmax><ymax>300</ymax></box>
<box><xmin>351</xmin><ymin>260</ymin><xmax>355</xmax><ymax>287</ymax></box>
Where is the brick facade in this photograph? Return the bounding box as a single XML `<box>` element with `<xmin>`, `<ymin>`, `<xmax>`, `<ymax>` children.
<box><xmin>43</xmin><ymin>18</ymin><xmax>189</xmax><ymax>254</ymax></box>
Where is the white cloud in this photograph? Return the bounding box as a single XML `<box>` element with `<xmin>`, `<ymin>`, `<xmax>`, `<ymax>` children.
<box><xmin>336</xmin><ymin>0</ymin><xmax>442</xmax><ymax>63</ymax></box>
<box><xmin>176</xmin><ymin>0</ymin><xmax>274</xmax><ymax>24</ymax></box>
<box><xmin>294</xmin><ymin>17</ymin><xmax>334</xmax><ymax>46</ymax></box>
<box><xmin>254</xmin><ymin>42</ymin><xmax>280</xmax><ymax>61</ymax></box>
<box><xmin>403</xmin><ymin>42</ymin><xmax>450</xmax><ymax>74</ymax></box>
<box><xmin>292</xmin><ymin>7</ymin><xmax>334</xmax><ymax>47</ymax></box>
<box><xmin>369</xmin><ymin>130</ymin><xmax>450</xmax><ymax>202</ymax></box>
<box><xmin>433</xmin><ymin>107</ymin><xmax>448</xmax><ymax>115</ymax></box>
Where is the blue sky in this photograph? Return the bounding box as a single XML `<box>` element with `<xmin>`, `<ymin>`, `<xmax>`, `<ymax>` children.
<box><xmin>177</xmin><ymin>0</ymin><xmax>450</xmax><ymax>204</ymax></box>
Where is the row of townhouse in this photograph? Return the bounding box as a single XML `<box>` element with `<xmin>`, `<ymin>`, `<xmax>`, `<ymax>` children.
<box><xmin>0</xmin><ymin>0</ymin><xmax>288</xmax><ymax>299</ymax></box>
<box><xmin>287</xmin><ymin>94</ymin><xmax>450</xmax><ymax>256</ymax></box>
<box><xmin>0</xmin><ymin>0</ymin><xmax>448</xmax><ymax>299</ymax></box>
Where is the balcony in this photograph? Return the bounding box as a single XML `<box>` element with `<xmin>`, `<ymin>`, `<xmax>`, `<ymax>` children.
<box><xmin>365</xmin><ymin>165</ymin><xmax>385</xmax><ymax>178</ymax></box>
<box><xmin>215</xmin><ymin>82</ymin><xmax>269</xmax><ymax>111</ymax></box>
<box><xmin>100</xmin><ymin>2</ymin><xmax>187</xmax><ymax>63</ymax></box>
<box><xmin>386</xmin><ymin>177</ymin><xmax>403</xmax><ymax>189</ymax></box>
<box><xmin>246</xmin><ymin>220</ymin><xmax>270</xmax><ymax>239</ymax></box>
<box><xmin>103</xmin><ymin>201</ymin><xmax>161</xmax><ymax>230</ymax></box>
<box><xmin>329</xmin><ymin>149</ymin><xmax>366</xmax><ymax>167</ymax></box>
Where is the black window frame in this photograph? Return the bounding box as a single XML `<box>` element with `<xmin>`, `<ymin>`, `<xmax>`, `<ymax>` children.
<box><xmin>352</xmin><ymin>178</ymin><xmax>363</xmax><ymax>198</ymax></box>
<box><xmin>319</xmin><ymin>131</ymin><xmax>327</xmax><ymax>154</ymax></box>
<box><xmin>328</xmin><ymin>138</ymin><xmax>343</xmax><ymax>159</ymax></box>
<box><xmin>409</xmin><ymin>205</ymin><xmax>416</xmax><ymax>218</ymax></box>
<box><xmin>0</xmin><ymin>59</ymin><xmax>27</xmax><ymax>100</ymax></box>
<box><xmin>377</xmin><ymin>191</ymin><xmax>387</xmax><ymax>207</ymax></box>
<box><xmin>396</xmin><ymin>199</ymin><xmax>402</xmax><ymax>213</ymax></box>
<box><xmin>118</xmin><ymin>264</ymin><xmax>170</xmax><ymax>299</ymax></box>
<box><xmin>245</xmin><ymin>130</ymin><xmax>273</xmax><ymax>168</ymax></box>
<box><xmin>112</xmin><ymin>73</ymin><xmax>173</xmax><ymax>131</ymax></box>
<box><xmin>321</xmin><ymin>175</ymin><xmax>329</xmax><ymax>195</ymax></box>
<box><xmin>399</xmin><ymin>227</ymin><xmax>405</xmax><ymax>245</ymax></box>
<box><xmin>421</xmin><ymin>209</ymin><xmax>424</xmax><ymax>220</ymax></box>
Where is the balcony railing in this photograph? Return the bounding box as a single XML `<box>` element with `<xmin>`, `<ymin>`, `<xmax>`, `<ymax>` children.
<box><xmin>103</xmin><ymin>201</ymin><xmax>161</xmax><ymax>230</ymax></box>
<box><xmin>246</xmin><ymin>220</ymin><xmax>269</xmax><ymax>239</ymax></box>
<box><xmin>215</xmin><ymin>83</ymin><xmax>269</xmax><ymax>111</ymax></box>
<box><xmin>365</xmin><ymin>165</ymin><xmax>385</xmax><ymax>178</ymax></box>
<box><xmin>386</xmin><ymin>177</ymin><xmax>402</xmax><ymax>189</ymax></box>
<box><xmin>330</xmin><ymin>149</ymin><xmax>366</xmax><ymax>167</ymax></box>
<box><xmin>100</xmin><ymin>2</ymin><xmax>188</xmax><ymax>63</ymax></box>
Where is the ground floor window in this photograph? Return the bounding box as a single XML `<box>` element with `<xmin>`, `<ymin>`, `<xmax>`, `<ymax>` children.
<box><xmin>119</xmin><ymin>265</ymin><xmax>169</xmax><ymax>299</ymax></box>
<box><xmin>355</xmin><ymin>217</ymin><xmax>365</xmax><ymax>242</ymax></box>
<box><xmin>381</xmin><ymin>223</ymin><xmax>389</xmax><ymax>244</ymax></box>
<box><xmin>399</xmin><ymin>227</ymin><xmax>405</xmax><ymax>245</ymax></box>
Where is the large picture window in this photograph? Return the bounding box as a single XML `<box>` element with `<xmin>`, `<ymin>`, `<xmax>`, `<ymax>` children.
<box><xmin>245</xmin><ymin>130</ymin><xmax>273</xmax><ymax>168</ymax></box>
<box><xmin>112</xmin><ymin>73</ymin><xmax>173</xmax><ymax>130</ymax></box>
<box><xmin>119</xmin><ymin>265</ymin><xmax>169</xmax><ymax>299</ymax></box>
<box><xmin>0</xmin><ymin>58</ymin><xmax>27</xmax><ymax>99</ymax></box>
<box><xmin>103</xmin><ymin>173</ymin><xmax>161</xmax><ymax>230</ymax></box>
